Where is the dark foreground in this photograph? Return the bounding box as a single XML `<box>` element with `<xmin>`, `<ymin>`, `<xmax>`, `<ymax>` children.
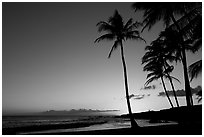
<box><xmin>31</xmin><ymin>123</ymin><xmax>201</xmax><ymax>135</ymax></box>
<box><xmin>3</xmin><ymin>122</ymin><xmax>201</xmax><ymax>135</ymax></box>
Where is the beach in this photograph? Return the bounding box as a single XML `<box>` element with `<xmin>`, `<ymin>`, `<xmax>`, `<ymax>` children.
<box><xmin>3</xmin><ymin>115</ymin><xmax>178</xmax><ymax>135</ymax></box>
<box><xmin>3</xmin><ymin>121</ymin><xmax>200</xmax><ymax>135</ymax></box>
<box><xmin>3</xmin><ymin>105</ymin><xmax>202</xmax><ymax>135</ymax></box>
<box><xmin>3</xmin><ymin>116</ymin><xmax>201</xmax><ymax>135</ymax></box>
<box><xmin>41</xmin><ymin>124</ymin><xmax>201</xmax><ymax>135</ymax></box>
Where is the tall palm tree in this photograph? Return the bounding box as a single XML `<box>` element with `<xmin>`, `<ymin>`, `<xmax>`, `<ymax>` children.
<box><xmin>164</xmin><ymin>3</ymin><xmax>202</xmax><ymax>83</ymax></box>
<box><xmin>159</xmin><ymin>27</ymin><xmax>201</xmax><ymax>105</ymax></box>
<box><xmin>142</xmin><ymin>42</ymin><xmax>180</xmax><ymax>107</ymax></box>
<box><xmin>95</xmin><ymin>10</ymin><xmax>144</xmax><ymax>128</ymax></box>
<box><xmin>143</xmin><ymin>59</ymin><xmax>174</xmax><ymax>108</ymax></box>
<box><xmin>164</xmin><ymin>64</ymin><xmax>180</xmax><ymax>107</ymax></box>
<box><xmin>153</xmin><ymin>31</ymin><xmax>184</xmax><ymax>107</ymax></box>
<box><xmin>132</xmin><ymin>2</ymin><xmax>200</xmax><ymax>107</ymax></box>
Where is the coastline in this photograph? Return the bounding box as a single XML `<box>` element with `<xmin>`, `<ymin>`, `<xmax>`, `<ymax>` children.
<box><xmin>2</xmin><ymin>120</ymin><xmax>107</xmax><ymax>135</ymax></box>
<box><xmin>27</xmin><ymin>124</ymin><xmax>202</xmax><ymax>135</ymax></box>
<box><xmin>3</xmin><ymin>105</ymin><xmax>202</xmax><ymax>135</ymax></box>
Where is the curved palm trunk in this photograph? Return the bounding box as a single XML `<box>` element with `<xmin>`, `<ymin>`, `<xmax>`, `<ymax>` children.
<box><xmin>168</xmin><ymin>76</ymin><xmax>180</xmax><ymax>107</ymax></box>
<box><xmin>161</xmin><ymin>76</ymin><xmax>174</xmax><ymax>108</ymax></box>
<box><xmin>120</xmin><ymin>41</ymin><xmax>139</xmax><ymax>128</ymax></box>
<box><xmin>163</xmin><ymin>65</ymin><xmax>180</xmax><ymax>107</ymax></box>
<box><xmin>170</xmin><ymin>13</ymin><xmax>193</xmax><ymax>107</ymax></box>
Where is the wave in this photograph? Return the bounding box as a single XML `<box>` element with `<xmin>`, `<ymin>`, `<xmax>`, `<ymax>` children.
<box><xmin>3</xmin><ymin>115</ymin><xmax>178</xmax><ymax>135</ymax></box>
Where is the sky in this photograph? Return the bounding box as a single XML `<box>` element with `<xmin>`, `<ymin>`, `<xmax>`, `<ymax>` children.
<box><xmin>2</xmin><ymin>2</ymin><xmax>202</xmax><ymax>115</ymax></box>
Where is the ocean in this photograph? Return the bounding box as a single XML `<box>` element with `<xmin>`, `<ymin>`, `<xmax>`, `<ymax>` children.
<box><xmin>2</xmin><ymin>115</ymin><xmax>178</xmax><ymax>134</ymax></box>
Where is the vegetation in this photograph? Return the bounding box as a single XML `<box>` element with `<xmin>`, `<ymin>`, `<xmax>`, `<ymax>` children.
<box><xmin>95</xmin><ymin>10</ymin><xmax>144</xmax><ymax>128</ymax></box>
<box><xmin>94</xmin><ymin>2</ymin><xmax>201</xmax><ymax>129</ymax></box>
<box><xmin>132</xmin><ymin>2</ymin><xmax>201</xmax><ymax>107</ymax></box>
<box><xmin>142</xmin><ymin>57</ymin><xmax>174</xmax><ymax>108</ymax></box>
<box><xmin>142</xmin><ymin>39</ymin><xmax>181</xmax><ymax>107</ymax></box>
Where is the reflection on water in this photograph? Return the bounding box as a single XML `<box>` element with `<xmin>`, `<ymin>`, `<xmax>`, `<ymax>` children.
<box><xmin>3</xmin><ymin>115</ymin><xmax>178</xmax><ymax>135</ymax></box>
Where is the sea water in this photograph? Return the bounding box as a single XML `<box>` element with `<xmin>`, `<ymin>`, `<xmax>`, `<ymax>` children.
<box><xmin>3</xmin><ymin>115</ymin><xmax>84</xmax><ymax>128</ymax></box>
<box><xmin>3</xmin><ymin>115</ymin><xmax>178</xmax><ymax>134</ymax></box>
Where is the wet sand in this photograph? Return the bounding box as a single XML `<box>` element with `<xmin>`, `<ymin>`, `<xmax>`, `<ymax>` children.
<box><xmin>31</xmin><ymin>123</ymin><xmax>202</xmax><ymax>135</ymax></box>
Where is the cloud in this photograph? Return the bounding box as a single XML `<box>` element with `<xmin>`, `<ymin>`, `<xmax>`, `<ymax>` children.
<box><xmin>140</xmin><ymin>85</ymin><xmax>156</xmax><ymax>90</ymax></box>
<box><xmin>133</xmin><ymin>94</ymin><xmax>145</xmax><ymax>100</ymax></box>
<box><xmin>127</xmin><ymin>93</ymin><xmax>150</xmax><ymax>100</ymax></box>
<box><xmin>98</xmin><ymin>109</ymin><xmax>120</xmax><ymax>112</ymax></box>
<box><xmin>158</xmin><ymin>86</ymin><xmax>202</xmax><ymax>97</ymax></box>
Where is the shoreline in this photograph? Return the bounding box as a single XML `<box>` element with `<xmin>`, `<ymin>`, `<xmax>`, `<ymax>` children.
<box><xmin>3</xmin><ymin>119</ymin><xmax>201</xmax><ymax>135</ymax></box>
<box><xmin>28</xmin><ymin>124</ymin><xmax>202</xmax><ymax>135</ymax></box>
<box><xmin>3</xmin><ymin>118</ymin><xmax>178</xmax><ymax>135</ymax></box>
<box><xmin>3</xmin><ymin>105</ymin><xmax>202</xmax><ymax>135</ymax></box>
<box><xmin>3</xmin><ymin>120</ymin><xmax>107</xmax><ymax>135</ymax></box>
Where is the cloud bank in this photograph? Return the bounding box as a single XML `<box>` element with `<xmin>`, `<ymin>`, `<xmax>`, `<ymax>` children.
<box><xmin>140</xmin><ymin>85</ymin><xmax>156</xmax><ymax>90</ymax></box>
<box><xmin>127</xmin><ymin>93</ymin><xmax>151</xmax><ymax>100</ymax></box>
<box><xmin>158</xmin><ymin>86</ymin><xmax>202</xmax><ymax>97</ymax></box>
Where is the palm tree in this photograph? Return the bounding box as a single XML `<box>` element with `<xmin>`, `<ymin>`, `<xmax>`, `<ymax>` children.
<box><xmin>187</xmin><ymin>9</ymin><xmax>202</xmax><ymax>82</ymax></box>
<box><xmin>164</xmin><ymin>3</ymin><xmax>202</xmax><ymax>83</ymax></box>
<box><xmin>132</xmin><ymin>2</ymin><xmax>200</xmax><ymax>107</ymax></box>
<box><xmin>153</xmin><ymin>30</ymin><xmax>184</xmax><ymax>108</ymax></box>
<box><xmin>188</xmin><ymin>38</ymin><xmax>202</xmax><ymax>81</ymax></box>
<box><xmin>189</xmin><ymin>60</ymin><xmax>202</xmax><ymax>81</ymax></box>
<box><xmin>94</xmin><ymin>10</ymin><xmax>144</xmax><ymax>128</ymax></box>
<box><xmin>196</xmin><ymin>89</ymin><xmax>202</xmax><ymax>103</ymax></box>
<box><xmin>142</xmin><ymin>58</ymin><xmax>174</xmax><ymax>108</ymax></box>
<box><xmin>160</xmin><ymin>24</ymin><xmax>201</xmax><ymax>105</ymax></box>
<box><xmin>142</xmin><ymin>42</ymin><xmax>180</xmax><ymax>107</ymax></box>
<box><xmin>164</xmin><ymin>64</ymin><xmax>180</xmax><ymax>107</ymax></box>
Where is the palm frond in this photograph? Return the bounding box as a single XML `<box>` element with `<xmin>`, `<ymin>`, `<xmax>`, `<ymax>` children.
<box><xmin>146</xmin><ymin>71</ymin><xmax>160</xmax><ymax>79</ymax></box>
<box><xmin>132</xmin><ymin>2</ymin><xmax>200</xmax><ymax>32</ymax></box>
<box><xmin>164</xmin><ymin>54</ymin><xmax>180</xmax><ymax>63</ymax></box>
<box><xmin>95</xmin><ymin>9</ymin><xmax>145</xmax><ymax>62</ymax></box>
<box><xmin>125</xmin><ymin>35</ymin><xmax>145</xmax><ymax>42</ymax></box>
<box><xmin>125</xmin><ymin>30</ymin><xmax>140</xmax><ymax>36</ymax></box>
<box><xmin>142</xmin><ymin>55</ymin><xmax>156</xmax><ymax>65</ymax></box>
<box><xmin>108</xmin><ymin>10</ymin><xmax>124</xmax><ymax>30</ymax></box>
<box><xmin>94</xmin><ymin>33</ymin><xmax>115</xmax><ymax>43</ymax></box>
<box><xmin>96</xmin><ymin>21</ymin><xmax>115</xmax><ymax>33</ymax></box>
<box><xmin>108</xmin><ymin>40</ymin><xmax>120</xmax><ymax>58</ymax></box>
<box><xmin>163</xmin><ymin>74</ymin><xmax>181</xmax><ymax>84</ymax></box>
<box><xmin>124</xmin><ymin>18</ymin><xmax>133</xmax><ymax>30</ymax></box>
<box><xmin>188</xmin><ymin>60</ymin><xmax>202</xmax><ymax>81</ymax></box>
<box><xmin>191</xmin><ymin>38</ymin><xmax>202</xmax><ymax>53</ymax></box>
<box><xmin>126</xmin><ymin>21</ymin><xmax>143</xmax><ymax>32</ymax></box>
<box><xmin>145</xmin><ymin>76</ymin><xmax>159</xmax><ymax>86</ymax></box>
<box><xmin>132</xmin><ymin>2</ymin><xmax>153</xmax><ymax>12</ymax></box>
<box><xmin>165</xmin><ymin>4</ymin><xmax>201</xmax><ymax>43</ymax></box>
<box><xmin>144</xmin><ymin>45</ymin><xmax>152</xmax><ymax>51</ymax></box>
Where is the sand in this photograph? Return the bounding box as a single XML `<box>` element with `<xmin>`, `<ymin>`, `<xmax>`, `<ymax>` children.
<box><xmin>30</xmin><ymin>124</ymin><xmax>202</xmax><ymax>135</ymax></box>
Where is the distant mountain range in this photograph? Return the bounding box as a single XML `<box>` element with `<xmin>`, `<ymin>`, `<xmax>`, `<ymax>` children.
<box><xmin>40</xmin><ymin>109</ymin><xmax>120</xmax><ymax>116</ymax></box>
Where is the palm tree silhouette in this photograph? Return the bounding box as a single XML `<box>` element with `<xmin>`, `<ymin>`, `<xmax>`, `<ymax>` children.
<box><xmin>188</xmin><ymin>39</ymin><xmax>202</xmax><ymax>82</ymax></box>
<box><xmin>142</xmin><ymin>57</ymin><xmax>174</xmax><ymax>108</ymax></box>
<box><xmin>160</xmin><ymin>24</ymin><xmax>201</xmax><ymax>105</ymax></box>
<box><xmin>132</xmin><ymin>2</ymin><xmax>200</xmax><ymax>107</ymax></box>
<box><xmin>189</xmin><ymin>60</ymin><xmax>202</xmax><ymax>81</ymax></box>
<box><xmin>186</xmin><ymin>8</ymin><xmax>202</xmax><ymax>82</ymax></box>
<box><xmin>142</xmin><ymin>42</ymin><xmax>181</xmax><ymax>107</ymax></box>
<box><xmin>94</xmin><ymin>10</ymin><xmax>144</xmax><ymax>128</ymax></box>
